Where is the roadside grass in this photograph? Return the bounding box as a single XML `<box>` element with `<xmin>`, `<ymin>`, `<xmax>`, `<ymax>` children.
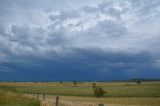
<box><xmin>31</xmin><ymin>95</ymin><xmax>160</xmax><ymax>106</ymax></box>
<box><xmin>0</xmin><ymin>88</ymin><xmax>40</xmax><ymax>106</ymax></box>
<box><xmin>59</xmin><ymin>96</ymin><xmax>160</xmax><ymax>106</ymax></box>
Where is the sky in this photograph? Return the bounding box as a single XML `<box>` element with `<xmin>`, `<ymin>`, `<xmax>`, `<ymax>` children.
<box><xmin>0</xmin><ymin>0</ymin><xmax>160</xmax><ymax>81</ymax></box>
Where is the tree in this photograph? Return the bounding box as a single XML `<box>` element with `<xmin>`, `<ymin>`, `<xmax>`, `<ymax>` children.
<box><xmin>59</xmin><ymin>81</ymin><xmax>63</xmax><ymax>84</ymax></box>
<box><xmin>73</xmin><ymin>81</ymin><xmax>77</xmax><ymax>87</ymax></box>
<box><xmin>137</xmin><ymin>80</ymin><xmax>142</xmax><ymax>85</ymax></box>
<box><xmin>93</xmin><ymin>86</ymin><xmax>106</xmax><ymax>97</ymax></box>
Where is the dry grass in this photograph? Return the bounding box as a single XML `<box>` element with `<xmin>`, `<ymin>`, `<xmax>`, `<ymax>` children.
<box><xmin>28</xmin><ymin>94</ymin><xmax>160</xmax><ymax>106</ymax></box>
<box><xmin>0</xmin><ymin>90</ymin><xmax>40</xmax><ymax>106</ymax></box>
<box><xmin>0</xmin><ymin>82</ymin><xmax>160</xmax><ymax>97</ymax></box>
<box><xmin>1</xmin><ymin>82</ymin><xmax>160</xmax><ymax>106</ymax></box>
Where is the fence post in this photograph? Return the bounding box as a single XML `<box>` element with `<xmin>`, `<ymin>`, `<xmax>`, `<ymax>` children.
<box><xmin>98</xmin><ymin>104</ymin><xmax>104</xmax><ymax>106</ymax></box>
<box><xmin>37</xmin><ymin>93</ymin><xmax>39</xmax><ymax>99</ymax></box>
<box><xmin>55</xmin><ymin>96</ymin><xmax>59</xmax><ymax>106</ymax></box>
<box><xmin>43</xmin><ymin>93</ymin><xmax>45</xmax><ymax>100</ymax></box>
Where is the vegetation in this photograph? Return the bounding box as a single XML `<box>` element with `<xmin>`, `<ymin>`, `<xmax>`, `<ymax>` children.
<box><xmin>0</xmin><ymin>81</ymin><xmax>159</xmax><ymax>97</ymax></box>
<box><xmin>73</xmin><ymin>81</ymin><xmax>77</xmax><ymax>87</ymax></box>
<box><xmin>0</xmin><ymin>81</ymin><xmax>160</xmax><ymax>106</ymax></box>
<box><xmin>93</xmin><ymin>86</ymin><xmax>106</xmax><ymax>97</ymax></box>
<box><xmin>137</xmin><ymin>80</ymin><xmax>142</xmax><ymax>85</ymax></box>
<box><xmin>57</xmin><ymin>96</ymin><xmax>160</xmax><ymax>106</ymax></box>
<box><xmin>0</xmin><ymin>86</ymin><xmax>40</xmax><ymax>106</ymax></box>
<box><xmin>92</xmin><ymin>83</ymin><xmax>96</xmax><ymax>89</ymax></box>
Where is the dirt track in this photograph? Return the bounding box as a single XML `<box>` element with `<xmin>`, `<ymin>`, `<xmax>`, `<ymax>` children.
<box><xmin>26</xmin><ymin>94</ymin><xmax>160</xmax><ymax>106</ymax></box>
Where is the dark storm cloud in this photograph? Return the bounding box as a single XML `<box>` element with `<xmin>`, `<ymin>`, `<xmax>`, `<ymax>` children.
<box><xmin>0</xmin><ymin>49</ymin><xmax>159</xmax><ymax>81</ymax></box>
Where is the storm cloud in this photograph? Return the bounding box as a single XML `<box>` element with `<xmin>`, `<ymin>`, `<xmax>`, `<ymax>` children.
<box><xmin>0</xmin><ymin>0</ymin><xmax>160</xmax><ymax>81</ymax></box>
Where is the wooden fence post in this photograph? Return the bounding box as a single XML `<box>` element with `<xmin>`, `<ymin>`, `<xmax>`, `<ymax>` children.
<box><xmin>55</xmin><ymin>96</ymin><xmax>59</xmax><ymax>106</ymax></box>
<box><xmin>37</xmin><ymin>93</ymin><xmax>39</xmax><ymax>99</ymax></box>
<box><xmin>43</xmin><ymin>93</ymin><xmax>45</xmax><ymax>100</ymax></box>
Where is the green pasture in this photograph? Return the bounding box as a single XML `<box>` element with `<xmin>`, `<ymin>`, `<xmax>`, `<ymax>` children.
<box><xmin>0</xmin><ymin>81</ymin><xmax>159</xmax><ymax>97</ymax></box>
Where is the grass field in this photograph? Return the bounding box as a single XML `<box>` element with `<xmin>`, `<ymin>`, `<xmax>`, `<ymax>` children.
<box><xmin>0</xmin><ymin>81</ymin><xmax>160</xmax><ymax>106</ymax></box>
<box><xmin>0</xmin><ymin>81</ymin><xmax>160</xmax><ymax>97</ymax></box>
<box><xmin>0</xmin><ymin>89</ymin><xmax>40</xmax><ymax>106</ymax></box>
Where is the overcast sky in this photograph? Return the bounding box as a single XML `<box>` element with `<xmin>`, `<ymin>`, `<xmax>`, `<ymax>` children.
<box><xmin>0</xmin><ymin>0</ymin><xmax>160</xmax><ymax>81</ymax></box>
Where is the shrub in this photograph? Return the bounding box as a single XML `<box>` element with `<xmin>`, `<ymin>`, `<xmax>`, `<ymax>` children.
<box><xmin>59</xmin><ymin>81</ymin><xmax>63</xmax><ymax>84</ymax></box>
<box><xmin>73</xmin><ymin>81</ymin><xmax>77</xmax><ymax>87</ymax></box>
<box><xmin>93</xmin><ymin>86</ymin><xmax>106</xmax><ymax>97</ymax></box>
<box><xmin>137</xmin><ymin>80</ymin><xmax>142</xmax><ymax>85</ymax></box>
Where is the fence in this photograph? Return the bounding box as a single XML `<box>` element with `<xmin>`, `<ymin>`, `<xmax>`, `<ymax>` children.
<box><xmin>28</xmin><ymin>93</ymin><xmax>105</xmax><ymax>106</ymax></box>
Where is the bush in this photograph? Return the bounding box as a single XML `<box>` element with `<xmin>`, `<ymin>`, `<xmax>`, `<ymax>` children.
<box><xmin>93</xmin><ymin>86</ymin><xmax>106</xmax><ymax>97</ymax></box>
<box><xmin>73</xmin><ymin>81</ymin><xmax>77</xmax><ymax>87</ymax></box>
<box><xmin>137</xmin><ymin>80</ymin><xmax>142</xmax><ymax>85</ymax></box>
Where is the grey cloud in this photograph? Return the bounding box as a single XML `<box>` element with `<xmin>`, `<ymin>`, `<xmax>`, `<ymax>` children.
<box><xmin>130</xmin><ymin>0</ymin><xmax>160</xmax><ymax>22</ymax></box>
<box><xmin>47</xmin><ymin>26</ymin><xmax>71</xmax><ymax>45</ymax></box>
<box><xmin>49</xmin><ymin>10</ymin><xmax>81</xmax><ymax>21</ymax></box>
<box><xmin>75</xmin><ymin>20</ymin><xmax>127</xmax><ymax>42</ymax></box>
<box><xmin>9</xmin><ymin>25</ymin><xmax>44</xmax><ymax>50</ymax></box>
<box><xmin>105</xmin><ymin>8</ymin><xmax>122</xmax><ymax>19</ymax></box>
<box><xmin>0</xmin><ymin>0</ymin><xmax>70</xmax><ymax>10</ymax></box>
<box><xmin>0</xmin><ymin>0</ymin><xmax>160</xmax><ymax>66</ymax></box>
<box><xmin>82</xmin><ymin>1</ymin><xmax>122</xmax><ymax>19</ymax></box>
<box><xmin>95</xmin><ymin>20</ymin><xmax>127</xmax><ymax>36</ymax></box>
<box><xmin>81</xmin><ymin>6</ymin><xmax>99</xmax><ymax>13</ymax></box>
<box><xmin>98</xmin><ymin>0</ymin><xmax>113</xmax><ymax>10</ymax></box>
<box><xmin>0</xmin><ymin>26</ymin><xmax>6</xmax><ymax>35</ymax></box>
<box><xmin>131</xmin><ymin>0</ymin><xmax>160</xmax><ymax>15</ymax></box>
<box><xmin>99</xmin><ymin>1</ymin><xmax>121</xmax><ymax>18</ymax></box>
<box><xmin>0</xmin><ymin>0</ymin><xmax>160</xmax><ymax>80</ymax></box>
